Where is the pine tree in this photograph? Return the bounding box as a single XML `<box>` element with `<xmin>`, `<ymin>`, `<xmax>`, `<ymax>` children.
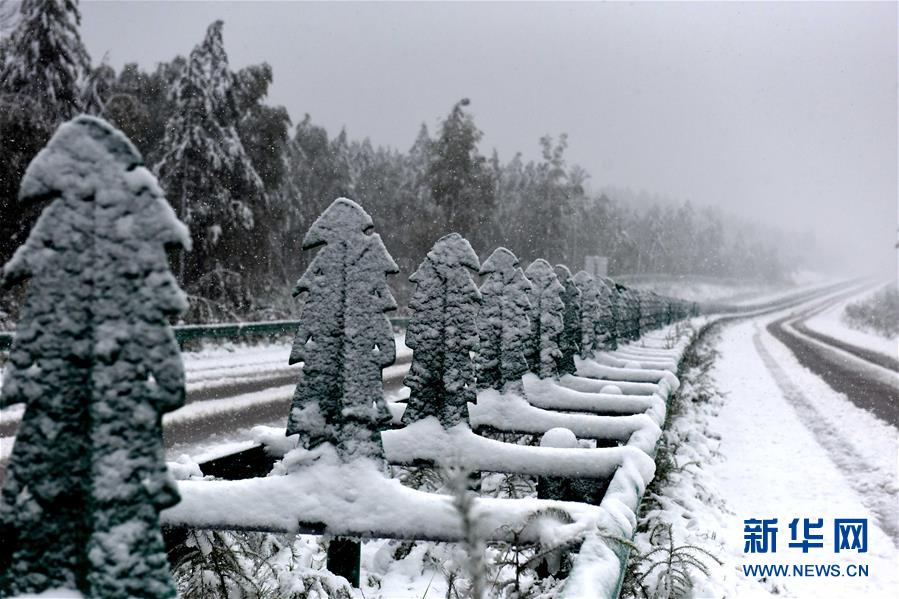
<box><xmin>0</xmin><ymin>0</ymin><xmax>90</xmax><ymax>119</ymax></box>
<box><xmin>286</xmin><ymin>198</ymin><xmax>398</xmax><ymax>462</ymax></box>
<box><xmin>553</xmin><ymin>264</ymin><xmax>581</xmax><ymax>375</ymax></box>
<box><xmin>476</xmin><ymin>248</ymin><xmax>531</xmax><ymax>390</ymax></box>
<box><xmin>0</xmin><ymin>116</ymin><xmax>187</xmax><ymax>598</ymax></box>
<box><xmin>573</xmin><ymin>270</ymin><xmax>602</xmax><ymax>358</ymax></box>
<box><xmin>426</xmin><ymin>98</ymin><xmax>495</xmax><ymax>248</ymax></box>
<box><xmin>523</xmin><ymin>259</ymin><xmax>564</xmax><ymax>378</ymax></box>
<box><xmin>154</xmin><ymin>20</ymin><xmax>265</xmax><ymax>287</ymax></box>
<box><xmin>0</xmin><ymin>0</ymin><xmax>92</xmax><ymax>266</ymax></box>
<box><xmin>402</xmin><ymin>233</ymin><xmax>481</xmax><ymax>428</ymax></box>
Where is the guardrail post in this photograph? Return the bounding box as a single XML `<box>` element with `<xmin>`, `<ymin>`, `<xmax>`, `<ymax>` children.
<box><xmin>327</xmin><ymin>538</ymin><xmax>361</xmax><ymax>588</ymax></box>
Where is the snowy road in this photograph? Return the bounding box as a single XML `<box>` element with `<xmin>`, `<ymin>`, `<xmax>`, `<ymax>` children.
<box><xmin>0</xmin><ymin>337</ymin><xmax>413</xmax><ymax>476</ymax></box>
<box><xmin>667</xmin><ymin>293</ymin><xmax>898</xmax><ymax>597</ymax></box>
<box><xmin>766</xmin><ymin>290</ymin><xmax>899</xmax><ymax>426</ymax></box>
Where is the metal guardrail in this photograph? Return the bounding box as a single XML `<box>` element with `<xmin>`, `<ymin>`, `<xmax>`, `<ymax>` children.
<box><xmin>0</xmin><ymin>317</ymin><xmax>411</xmax><ymax>352</ymax></box>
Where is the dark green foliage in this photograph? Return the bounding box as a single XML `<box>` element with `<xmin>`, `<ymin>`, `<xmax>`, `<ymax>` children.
<box><xmin>0</xmin><ymin>0</ymin><xmax>91</xmax><ymax>267</ymax></box>
<box><xmin>426</xmin><ymin>98</ymin><xmax>495</xmax><ymax>249</ymax></box>
<box><xmin>0</xmin><ymin>116</ymin><xmax>187</xmax><ymax>598</ymax></box>
<box><xmin>403</xmin><ymin>233</ymin><xmax>481</xmax><ymax>428</ymax></box>
<box><xmin>154</xmin><ymin>21</ymin><xmax>267</xmax><ymax>291</ymax></box>
<box><xmin>286</xmin><ymin>198</ymin><xmax>398</xmax><ymax>462</ymax></box>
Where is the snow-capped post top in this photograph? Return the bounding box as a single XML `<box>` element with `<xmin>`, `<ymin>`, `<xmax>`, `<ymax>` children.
<box><xmin>301</xmin><ymin>197</ymin><xmax>375</xmax><ymax>250</ymax></box>
<box><xmin>286</xmin><ymin>198</ymin><xmax>399</xmax><ymax>462</ymax></box>
<box><xmin>480</xmin><ymin>246</ymin><xmax>519</xmax><ymax>276</ymax></box>
<box><xmin>424</xmin><ymin>232</ymin><xmax>480</xmax><ymax>273</ymax></box>
<box><xmin>1</xmin><ymin>115</ymin><xmax>188</xmax><ymax>598</ymax></box>
<box><xmin>403</xmin><ymin>233</ymin><xmax>481</xmax><ymax>428</ymax></box>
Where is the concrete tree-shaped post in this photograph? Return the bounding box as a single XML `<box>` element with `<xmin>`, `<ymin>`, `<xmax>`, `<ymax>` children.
<box><xmin>523</xmin><ymin>259</ymin><xmax>564</xmax><ymax>379</ymax></box>
<box><xmin>476</xmin><ymin>248</ymin><xmax>532</xmax><ymax>391</ymax></box>
<box><xmin>595</xmin><ymin>276</ymin><xmax>620</xmax><ymax>350</ymax></box>
<box><xmin>285</xmin><ymin>197</ymin><xmax>398</xmax><ymax>587</ymax></box>
<box><xmin>403</xmin><ymin>233</ymin><xmax>481</xmax><ymax>428</ymax></box>
<box><xmin>573</xmin><ymin>270</ymin><xmax>602</xmax><ymax>359</ymax></box>
<box><xmin>553</xmin><ymin>264</ymin><xmax>581</xmax><ymax>376</ymax></box>
<box><xmin>0</xmin><ymin>116</ymin><xmax>189</xmax><ymax>598</ymax></box>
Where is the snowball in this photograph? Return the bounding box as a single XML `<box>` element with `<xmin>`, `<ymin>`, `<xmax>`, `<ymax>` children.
<box><xmin>540</xmin><ymin>427</ymin><xmax>578</xmax><ymax>449</ymax></box>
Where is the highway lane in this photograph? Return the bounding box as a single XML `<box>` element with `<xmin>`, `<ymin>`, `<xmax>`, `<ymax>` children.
<box><xmin>766</xmin><ymin>292</ymin><xmax>899</xmax><ymax>427</ymax></box>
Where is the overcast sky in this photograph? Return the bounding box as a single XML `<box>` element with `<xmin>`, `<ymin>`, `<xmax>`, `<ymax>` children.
<box><xmin>79</xmin><ymin>1</ymin><xmax>897</xmax><ymax>276</ymax></box>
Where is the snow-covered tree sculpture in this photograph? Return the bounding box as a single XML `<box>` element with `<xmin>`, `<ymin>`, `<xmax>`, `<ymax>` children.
<box><xmin>402</xmin><ymin>233</ymin><xmax>481</xmax><ymax>428</ymax></box>
<box><xmin>0</xmin><ymin>116</ymin><xmax>188</xmax><ymax>598</ymax></box>
<box><xmin>286</xmin><ymin>198</ymin><xmax>398</xmax><ymax>462</ymax></box>
<box><xmin>523</xmin><ymin>259</ymin><xmax>564</xmax><ymax>378</ymax></box>
<box><xmin>553</xmin><ymin>264</ymin><xmax>581</xmax><ymax>375</ymax></box>
<box><xmin>621</xmin><ymin>287</ymin><xmax>641</xmax><ymax>340</ymax></box>
<box><xmin>476</xmin><ymin>248</ymin><xmax>532</xmax><ymax>390</ymax></box>
<box><xmin>573</xmin><ymin>270</ymin><xmax>602</xmax><ymax>358</ymax></box>
<box><xmin>595</xmin><ymin>276</ymin><xmax>619</xmax><ymax>350</ymax></box>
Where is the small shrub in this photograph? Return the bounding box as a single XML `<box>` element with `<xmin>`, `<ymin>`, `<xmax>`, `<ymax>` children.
<box><xmin>842</xmin><ymin>286</ymin><xmax>899</xmax><ymax>338</ymax></box>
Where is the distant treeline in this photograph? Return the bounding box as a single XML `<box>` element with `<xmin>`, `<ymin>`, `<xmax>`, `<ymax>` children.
<box><xmin>0</xmin><ymin>2</ymin><xmax>809</xmax><ymax>321</ymax></box>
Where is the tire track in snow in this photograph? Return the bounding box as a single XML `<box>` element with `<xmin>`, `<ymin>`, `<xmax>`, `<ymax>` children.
<box><xmin>752</xmin><ymin>327</ymin><xmax>899</xmax><ymax>547</ymax></box>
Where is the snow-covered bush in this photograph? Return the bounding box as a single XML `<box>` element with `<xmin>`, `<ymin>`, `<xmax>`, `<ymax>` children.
<box><xmin>553</xmin><ymin>265</ymin><xmax>581</xmax><ymax>376</ymax></box>
<box><xmin>403</xmin><ymin>233</ymin><xmax>481</xmax><ymax>427</ymax></box>
<box><xmin>476</xmin><ymin>247</ymin><xmax>532</xmax><ymax>390</ymax></box>
<box><xmin>843</xmin><ymin>286</ymin><xmax>899</xmax><ymax>338</ymax></box>
<box><xmin>285</xmin><ymin>198</ymin><xmax>398</xmax><ymax>462</ymax></box>
<box><xmin>171</xmin><ymin>530</ymin><xmax>353</xmax><ymax>599</ymax></box>
<box><xmin>0</xmin><ymin>116</ymin><xmax>188</xmax><ymax>598</ymax></box>
<box><xmin>523</xmin><ymin>259</ymin><xmax>564</xmax><ymax>378</ymax></box>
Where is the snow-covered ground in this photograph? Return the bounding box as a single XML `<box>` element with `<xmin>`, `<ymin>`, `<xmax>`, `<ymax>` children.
<box><xmin>637</xmin><ymin>306</ymin><xmax>899</xmax><ymax>597</ymax></box>
<box><xmin>618</xmin><ymin>273</ymin><xmax>830</xmax><ymax>307</ymax></box>
<box><xmin>803</xmin><ymin>284</ymin><xmax>897</xmax><ymax>361</ymax></box>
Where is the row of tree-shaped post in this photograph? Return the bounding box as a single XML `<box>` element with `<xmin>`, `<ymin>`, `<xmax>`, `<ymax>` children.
<box><xmin>285</xmin><ymin>200</ymin><xmax>694</xmax><ymax>443</ymax></box>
